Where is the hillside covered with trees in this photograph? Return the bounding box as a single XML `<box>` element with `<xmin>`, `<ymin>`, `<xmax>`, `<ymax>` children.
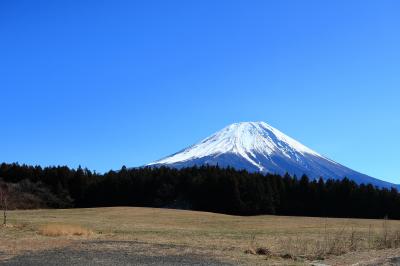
<box><xmin>1</xmin><ymin>162</ymin><xmax>399</xmax><ymax>219</ymax></box>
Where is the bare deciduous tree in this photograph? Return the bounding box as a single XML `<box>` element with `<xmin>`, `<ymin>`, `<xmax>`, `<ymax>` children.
<box><xmin>0</xmin><ymin>183</ymin><xmax>8</xmax><ymax>226</ymax></box>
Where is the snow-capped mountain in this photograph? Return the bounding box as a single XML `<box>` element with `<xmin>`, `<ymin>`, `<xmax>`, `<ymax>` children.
<box><xmin>148</xmin><ymin>121</ymin><xmax>398</xmax><ymax>189</ymax></box>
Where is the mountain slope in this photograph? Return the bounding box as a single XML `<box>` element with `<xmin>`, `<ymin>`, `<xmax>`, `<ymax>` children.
<box><xmin>148</xmin><ymin>122</ymin><xmax>398</xmax><ymax>189</ymax></box>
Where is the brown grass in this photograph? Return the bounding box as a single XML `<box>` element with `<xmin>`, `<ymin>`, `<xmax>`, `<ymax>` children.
<box><xmin>248</xmin><ymin>221</ymin><xmax>400</xmax><ymax>261</ymax></box>
<box><xmin>2</xmin><ymin>207</ymin><xmax>400</xmax><ymax>265</ymax></box>
<box><xmin>38</xmin><ymin>223</ymin><xmax>93</xmax><ymax>237</ymax></box>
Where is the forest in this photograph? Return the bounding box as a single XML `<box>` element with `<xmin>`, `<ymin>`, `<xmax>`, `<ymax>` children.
<box><xmin>1</xmin><ymin>162</ymin><xmax>399</xmax><ymax>219</ymax></box>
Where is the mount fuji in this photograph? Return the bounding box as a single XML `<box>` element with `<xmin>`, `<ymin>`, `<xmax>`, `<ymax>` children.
<box><xmin>148</xmin><ymin>121</ymin><xmax>398</xmax><ymax>189</ymax></box>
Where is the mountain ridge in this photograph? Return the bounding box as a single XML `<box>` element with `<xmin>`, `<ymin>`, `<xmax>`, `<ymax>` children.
<box><xmin>148</xmin><ymin>121</ymin><xmax>399</xmax><ymax>189</ymax></box>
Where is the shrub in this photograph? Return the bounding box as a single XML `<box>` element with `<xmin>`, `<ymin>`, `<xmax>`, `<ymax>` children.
<box><xmin>38</xmin><ymin>224</ymin><xmax>93</xmax><ymax>237</ymax></box>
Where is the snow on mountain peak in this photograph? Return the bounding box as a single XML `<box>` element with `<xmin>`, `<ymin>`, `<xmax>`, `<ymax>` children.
<box><xmin>149</xmin><ymin>121</ymin><xmax>321</xmax><ymax>170</ymax></box>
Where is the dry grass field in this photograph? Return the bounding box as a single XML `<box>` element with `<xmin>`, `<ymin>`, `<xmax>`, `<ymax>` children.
<box><xmin>1</xmin><ymin>207</ymin><xmax>400</xmax><ymax>265</ymax></box>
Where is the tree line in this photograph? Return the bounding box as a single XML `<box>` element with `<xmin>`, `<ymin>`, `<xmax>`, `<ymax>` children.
<box><xmin>1</xmin><ymin>162</ymin><xmax>399</xmax><ymax>219</ymax></box>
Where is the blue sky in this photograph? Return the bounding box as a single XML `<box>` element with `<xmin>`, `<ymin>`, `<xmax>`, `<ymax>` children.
<box><xmin>1</xmin><ymin>1</ymin><xmax>399</xmax><ymax>183</ymax></box>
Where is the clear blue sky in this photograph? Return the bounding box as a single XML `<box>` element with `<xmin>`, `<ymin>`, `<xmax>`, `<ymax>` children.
<box><xmin>1</xmin><ymin>1</ymin><xmax>399</xmax><ymax>183</ymax></box>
